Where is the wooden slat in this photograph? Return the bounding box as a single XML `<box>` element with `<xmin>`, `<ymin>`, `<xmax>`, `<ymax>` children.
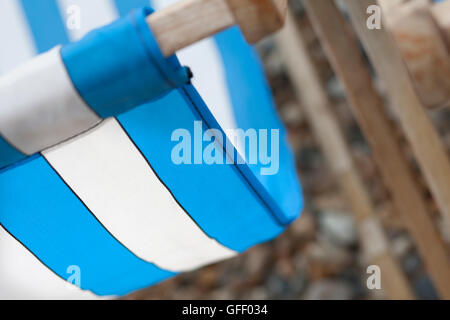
<box><xmin>276</xmin><ymin>10</ymin><xmax>414</xmax><ymax>299</ymax></box>
<box><xmin>345</xmin><ymin>0</ymin><xmax>450</xmax><ymax>248</ymax></box>
<box><xmin>304</xmin><ymin>0</ymin><xmax>450</xmax><ymax>299</ymax></box>
<box><xmin>148</xmin><ymin>0</ymin><xmax>287</xmax><ymax>57</ymax></box>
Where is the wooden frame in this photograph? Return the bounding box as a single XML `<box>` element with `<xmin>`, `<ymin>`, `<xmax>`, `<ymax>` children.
<box><xmin>345</xmin><ymin>0</ymin><xmax>450</xmax><ymax>247</ymax></box>
<box><xmin>304</xmin><ymin>0</ymin><xmax>450</xmax><ymax>298</ymax></box>
<box><xmin>277</xmin><ymin>10</ymin><xmax>414</xmax><ymax>299</ymax></box>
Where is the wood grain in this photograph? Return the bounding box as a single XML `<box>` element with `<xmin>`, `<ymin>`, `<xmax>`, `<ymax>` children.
<box><xmin>148</xmin><ymin>0</ymin><xmax>234</xmax><ymax>57</ymax></box>
<box><xmin>227</xmin><ymin>0</ymin><xmax>287</xmax><ymax>43</ymax></box>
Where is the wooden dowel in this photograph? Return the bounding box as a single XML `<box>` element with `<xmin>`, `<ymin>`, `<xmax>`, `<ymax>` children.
<box><xmin>344</xmin><ymin>0</ymin><xmax>450</xmax><ymax>247</ymax></box>
<box><xmin>276</xmin><ymin>11</ymin><xmax>414</xmax><ymax>300</ymax></box>
<box><xmin>147</xmin><ymin>0</ymin><xmax>287</xmax><ymax>57</ymax></box>
<box><xmin>304</xmin><ymin>0</ymin><xmax>450</xmax><ymax>299</ymax></box>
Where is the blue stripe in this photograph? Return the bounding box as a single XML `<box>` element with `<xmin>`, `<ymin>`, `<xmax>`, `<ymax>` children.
<box><xmin>19</xmin><ymin>0</ymin><xmax>69</xmax><ymax>53</ymax></box>
<box><xmin>214</xmin><ymin>28</ymin><xmax>303</xmax><ymax>223</ymax></box>
<box><xmin>0</xmin><ymin>156</ymin><xmax>174</xmax><ymax>296</ymax></box>
<box><xmin>117</xmin><ymin>86</ymin><xmax>286</xmax><ymax>253</ymax></box>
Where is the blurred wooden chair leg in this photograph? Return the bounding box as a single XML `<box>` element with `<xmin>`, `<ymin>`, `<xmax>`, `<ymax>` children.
<box><xmin>344</xmin><ymin>0</ymin><xmax>450</xmax><ymax>241</ymax></box>
<box><xmin>276</xmin><ymin>10</ymin><xmax>414</xmax><ymax>300</ymax></box>
<box><xmin>304</xmin><ymin>0</ymin><xmax>450</xmax><ymax>299</ymax></box>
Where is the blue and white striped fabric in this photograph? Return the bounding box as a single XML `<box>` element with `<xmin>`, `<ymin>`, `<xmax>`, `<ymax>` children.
<box><xmin>0</xmin><ymin>0</ymin><xmax>303</xmax><ymax>299</ymax></box>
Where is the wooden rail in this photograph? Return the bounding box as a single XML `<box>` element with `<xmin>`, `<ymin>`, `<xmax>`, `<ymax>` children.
<box><xmin>345</xmin><ymin>0</ymin><xmax>450</xmax><ymax>249</ymax></box>
<box><xmin>277</xmin><ymin>10</ymin><xmax>414</xmax><ymax>300</ymax></box>
<box><xmin>147</xmin><ymin>0</ymin><xmax>287</xmax><ymax>57</ymax></box>
<box><xmin>304</xmin><ymin>0</ymin><xmax>450</xmax><ymax>299</ymax></box>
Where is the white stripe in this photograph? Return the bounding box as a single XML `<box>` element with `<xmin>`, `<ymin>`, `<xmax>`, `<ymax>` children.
<box><xmin>57</xmin><ymin>0</ymin><xmax>118</xmax><ymax>41</ymax></box>
<box><xmin>48</xmin><ymin>0</ymin><xmax>235</xmax><ymax>271</ymax></box>
<box><xmin>0</xmin><ymin>0</ymin><xmax>36</xmax><ymax>74</ymax></box>
<box><xmin>152</xmin><ymin>0</ymin><xmax>178</xmax><ymax>9</ymax></box>
<box><xmin>0</xmin><ymin>227</ymin><xmax>99</xmax><ymax>300</ymax></box>
<box><xmin>43</xmin><ymin>119</ymin><xmax>236</xmax><ymax>272</ymax></box>
<box><xmin>0</xmin><ymin>47</ymin><xmax>101</xmax><ymax>155</ymax></box>
<box><xmin>0</xmin><ymin>0</ymin><xmax>99</xmax><ymax>300</ymax></box>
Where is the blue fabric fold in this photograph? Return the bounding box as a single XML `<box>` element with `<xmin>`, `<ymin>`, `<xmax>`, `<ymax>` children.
<box><xmin>0</xmin><ymin>136</ymin><xmax>27</xmax><ymax>170</ymax></box>
<box><xmin>61</xmin><ymin>7</ymin><xmax>190</xmax><ymax>118</ymax></box>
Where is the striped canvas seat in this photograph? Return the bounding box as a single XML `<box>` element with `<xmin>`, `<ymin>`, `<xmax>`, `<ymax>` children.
<box><xmin>0</xmin><ymin>0</ymin><xmax>302</xmax><ymax>298</ymax></box>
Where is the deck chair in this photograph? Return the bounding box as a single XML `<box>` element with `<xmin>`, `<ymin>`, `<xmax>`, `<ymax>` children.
<box><xmin>0</xmin><ymin>0</ymin><xmax>302</xmax><ymax>298</ymax></box>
